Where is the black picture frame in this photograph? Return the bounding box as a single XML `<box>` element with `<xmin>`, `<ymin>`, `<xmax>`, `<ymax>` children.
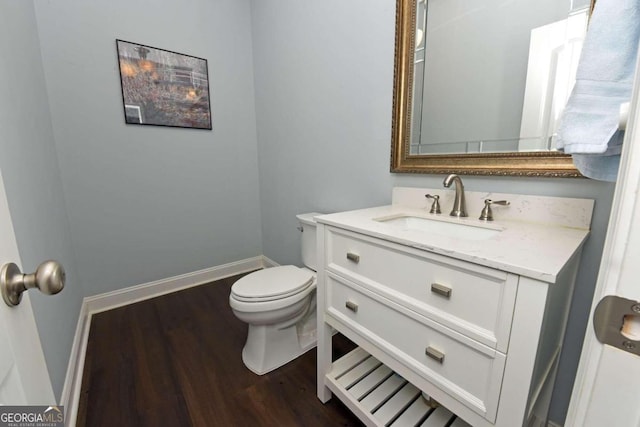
<box><xmin>116</xmin><ymin>39</ymin><xmax>212</xmax><ymax>130</ymax></box>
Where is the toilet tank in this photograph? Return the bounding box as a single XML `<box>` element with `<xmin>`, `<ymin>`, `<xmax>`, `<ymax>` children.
<box><xmin>296</xmin><ymin>212</ymin><xmax>323</xmax><ymax>271</ymax></box>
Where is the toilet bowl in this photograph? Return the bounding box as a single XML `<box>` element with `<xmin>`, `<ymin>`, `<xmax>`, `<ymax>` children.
<box><xmin>229</xmin><ymin>213</ymin><xmax>321</xmax><ymax>375</ymax></box>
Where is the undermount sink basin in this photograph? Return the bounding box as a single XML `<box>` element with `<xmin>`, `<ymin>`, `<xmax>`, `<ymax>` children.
<box><xmin>374</xmin><ymin>215</ymin><xmax>502</xmax><ymax>240</ymax></box>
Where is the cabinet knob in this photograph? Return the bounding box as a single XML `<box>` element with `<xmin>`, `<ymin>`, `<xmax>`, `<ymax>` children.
<box><xmin>345</xmin><ymin>301</ymin><xmax>358</xmax><ymax>313</ymax></box>
<box><xmin>346</xmin><ymin>252</ymin><xmax>360</xmax><ymax>263</ymax></box>
<box><xmin>425</xmin><ymin>346</ymin><xmax>445</xmax><ymax>364</ymax></box>
<box><xmin>430</xmin><ymin>283</ymin><xmax>452</xmax><ymax>299</ymax></box>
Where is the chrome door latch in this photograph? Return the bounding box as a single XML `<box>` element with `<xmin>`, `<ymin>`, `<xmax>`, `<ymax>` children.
<box><xmin>593</xmin><ymin>295</ymin><xmax>640</xmax><ymax>357</ymax></box>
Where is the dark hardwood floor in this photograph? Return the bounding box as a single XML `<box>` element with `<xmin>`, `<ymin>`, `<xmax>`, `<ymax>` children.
<box><xmin>76</xmin><ymin>272</ymin><xmax>362</xmax><ymax>427</ymax></box>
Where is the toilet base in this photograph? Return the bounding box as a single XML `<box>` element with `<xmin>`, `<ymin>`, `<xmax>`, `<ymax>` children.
<box><xmin>241</xmin><ymin>313</ymin><xmax>317</xmax><ymax>375</ymax></box>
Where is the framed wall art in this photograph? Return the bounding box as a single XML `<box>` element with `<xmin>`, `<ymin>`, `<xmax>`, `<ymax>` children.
<box><xmin>116</xmin><ymin>39</ymin><xmax>212</xmax><ymax>130</ymax></box>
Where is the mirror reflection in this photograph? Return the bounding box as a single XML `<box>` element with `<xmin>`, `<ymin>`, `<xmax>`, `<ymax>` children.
<box><xmin>410</xmin><ymin>0</ymin><xmax>592</xmax><ymax>155</ymax></box>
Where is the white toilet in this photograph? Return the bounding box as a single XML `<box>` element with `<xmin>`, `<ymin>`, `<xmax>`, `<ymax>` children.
<box><xmin>229</xmin><ymin>212</ymin><xmax>321</xmax><ymax>375</ymax></box>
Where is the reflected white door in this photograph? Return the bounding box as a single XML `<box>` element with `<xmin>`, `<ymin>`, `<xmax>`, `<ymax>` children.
<box><xmin>0</xmin><ymin>169</ymin><xmax>54</xmax><ymax>404</ymax></box>
<box><xmin>566</xmin><ymin>54</ymin><xmax>640</xmax><ymax>426</ymax></box>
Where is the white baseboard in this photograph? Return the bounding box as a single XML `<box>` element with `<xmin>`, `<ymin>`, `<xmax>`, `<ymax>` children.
<box><xmin>85</xmin><ymin>256</ymin><xmax>266</xmax><ymax>314</ymax></box>
<box><xmin>60</xmin><ymin>255</ymin><xmax>272</xmax><ymax>426</ymax></box>
<box><xmin>60</xmin><ymin>302</ymin><xmax>91</xmax><ymax>427</ymax></box>
<box><xmin>262</xmin><ymin>255</ymin><xmax>280</xmax><ymax>268</ymax></box>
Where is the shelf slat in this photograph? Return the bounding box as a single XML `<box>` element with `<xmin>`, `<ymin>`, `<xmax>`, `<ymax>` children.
<box><xmin>390</xmin><ymin>393</ymin><xmax>433</xmax><ymax>426</ymax></box>
<box><xmin>373</xmin><ymin>382</ymin><xmax>421</xmax><ymax>425</ymax></box>
<box><xmin>332</xmin><ymin>346</ymin><xmax>371</xmax><ymax>378</ymax></box>
<box><xmin>361</xmin><ymin>373</ymin><xmax>406</xmax><ymax>412</ymax></box>
<box><xmin>420</xmin><ymin>406</ymin><xmax>454</xmax><ymax>426</ymax></box>
<box><xmin>349</xmin><ymin>364</ymin><xmax>393</xmax><ymax>401</ymax></box>
<box><xmin>337</xmin><ymin>356</ymin><xmax>381</xmax><ymax>389</ymax></box>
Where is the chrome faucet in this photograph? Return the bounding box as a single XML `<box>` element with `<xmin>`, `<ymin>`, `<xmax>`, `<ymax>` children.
<box><xmin>443</xmin><ymin>174</ymin><xmax>467</xmax><ymax>217</ymax></box>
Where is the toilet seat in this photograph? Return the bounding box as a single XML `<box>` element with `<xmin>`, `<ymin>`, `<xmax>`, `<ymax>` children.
<box><xmin>231</xmin><ymin>265</ymin><xmax>314</xmax><ymax>302</ymax></box>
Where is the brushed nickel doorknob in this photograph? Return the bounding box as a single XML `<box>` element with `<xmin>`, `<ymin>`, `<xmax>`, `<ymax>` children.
<box><xmin>1</xmin><ymin>260</ymin><xmax>65</xmax><ymax>307</ymax></box>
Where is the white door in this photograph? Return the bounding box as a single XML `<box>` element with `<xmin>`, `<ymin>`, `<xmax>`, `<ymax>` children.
<box><xmin>0</xmin><ymin>169</ymin><xmax>54</xmax><ymax>405</ymax></box>
<box><xmin>565</xmin><ymin>54</ymin><xmax>640</xmax><ymax>425</ymax></box>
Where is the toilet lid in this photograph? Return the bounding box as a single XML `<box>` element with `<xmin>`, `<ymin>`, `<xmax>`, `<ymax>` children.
<box><xmin>231</xmin><ymin>265</ymin><xmax>314</xmax><ymax>302</ymax></box>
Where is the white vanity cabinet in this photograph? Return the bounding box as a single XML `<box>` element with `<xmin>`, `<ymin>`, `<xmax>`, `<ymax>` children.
<box><xmin>316</xmin><ymin>188</ymin><xmax>593</xmax><ymax>427</ymax></box>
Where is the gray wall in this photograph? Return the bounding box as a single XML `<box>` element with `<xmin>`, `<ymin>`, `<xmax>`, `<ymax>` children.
<box><xmin>0</xmin><ymin>1</ymin><xmax>83</xmax><ymax>401</ymax></box>
<box><xmin>33</xmin><ymin>0</ymin><xmax>263</xmax><ymax>296</ymax></box>
<box><xmin>250</xmin><ymin>0</ymin><xmax>615</xmax><ymax>423</ymax></box>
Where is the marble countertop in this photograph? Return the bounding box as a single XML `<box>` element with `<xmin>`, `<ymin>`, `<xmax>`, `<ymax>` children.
<box><xmin>316</xmin><ymin>188</ymin><xmax>593</xmax><ymax>283</ymax></box>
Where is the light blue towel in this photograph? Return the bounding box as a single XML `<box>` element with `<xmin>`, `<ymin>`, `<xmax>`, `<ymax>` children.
<box><xmin>555</xmin><ymin>0</ymin><xmax>640</xmax><ymax>181</ymax></box>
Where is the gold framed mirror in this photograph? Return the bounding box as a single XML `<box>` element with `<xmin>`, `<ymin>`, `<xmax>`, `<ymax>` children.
<box><xmin>390</xmin><ymin>0</ymin><xmax>593</xmax><ymax>177</ymax></box>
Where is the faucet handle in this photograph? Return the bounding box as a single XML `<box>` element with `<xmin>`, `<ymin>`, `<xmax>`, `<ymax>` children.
<box><xmin>479</xmin><ymin>199</ymin><xmax>510</xmax><ymax>221</ymax></box>
<box><xmin>425</xmin><ymin>194</ymin><xmax>441</xmax><ymax>214</ymax></box>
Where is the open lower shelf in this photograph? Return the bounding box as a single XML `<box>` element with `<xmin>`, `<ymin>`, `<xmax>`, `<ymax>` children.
<box><xmin>326</xmin><ymin>347</ymin><xmax>470</xmax><ymax>427</ymax></box>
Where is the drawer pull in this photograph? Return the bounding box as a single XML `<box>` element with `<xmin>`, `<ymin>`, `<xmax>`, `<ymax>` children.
<box><xmin>425</xmin><ymin>346</ymin><xmax>445</xmax><ymax>363</ymax></box>
<box><xmin>345</xmin><ymin>301</ymin><xmax>358</xmax><ymax>313</ymax></box>
<box><xmin>346</xmin><ymin>252</ymin><xmax>360</xmax><ymax>263</ymax></box>
<box><xmin>431</xmin><ymin>283</ymin><xmax>452</xmax><ymax>298</ymax></box>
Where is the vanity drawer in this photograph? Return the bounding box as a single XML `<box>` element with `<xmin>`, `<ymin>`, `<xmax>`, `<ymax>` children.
<box><xmin>326</xmin><ymin>274</ymin><xmax>505</xmax><ymax>422</ymax></box>
<box><xmin>325</xmin><ymin>227</ymin><xmax>517</xmax><ymax>351</ymax></box>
